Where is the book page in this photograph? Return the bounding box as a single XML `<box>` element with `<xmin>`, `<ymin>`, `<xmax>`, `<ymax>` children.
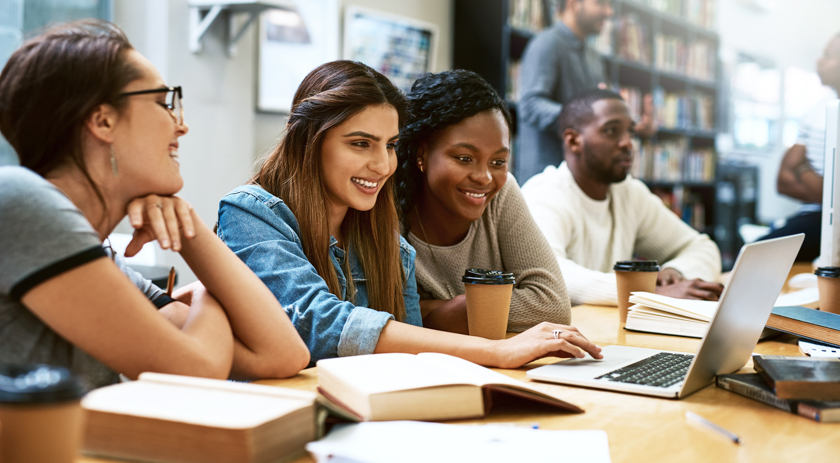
<box><xmin>307</xmin><ymin>422</ymin><xmax>612</xmax><ymax>463</ymax></box>
<box><xmin>82</xmin><ymin>380</ymin><xmax>311</xmax><ymax>429</ymax></box>
<box><xmin>316</xmin><ymin>353</ymin><xmax>482</xmax><ymax>395</ymax></box>
<box><xmin>629</xmin><ymin>292</ymin><xmax>717</xmax><ymax>320</ymax></box>
<box><xmin>416</xmin><ymin>353</ymin><xmax>575</xmax><ymax>405</ymax></box>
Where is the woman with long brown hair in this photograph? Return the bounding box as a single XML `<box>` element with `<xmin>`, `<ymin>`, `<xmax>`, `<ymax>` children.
<box><xmin>0</xmin><ymin>20</ymin><xmax>309</xmax><ymax>390</ymax></box>
<box><xmin>217</xmin><ymin>60</ymin><xmax>602</xmax><ymax>367</ymax></box>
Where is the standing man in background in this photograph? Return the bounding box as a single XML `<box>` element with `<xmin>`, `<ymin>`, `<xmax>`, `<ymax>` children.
<box><xmin>760</xmin><ymin>32</ymin><xmax>840</xmax><ymax>262</ymax></box>
<box><xmin>516</xmin><ymin>0</ymin><xmax>612</xmax><ymax>183</ymax></box>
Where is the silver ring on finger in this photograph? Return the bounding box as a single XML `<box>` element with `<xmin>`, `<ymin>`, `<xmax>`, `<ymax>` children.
<box><xmin>154</xmin><ymin>203</ymin><xmax>163</xmax><ymax>209</ymax></box>
<box><xmin>553</xmin><ymin>329</ymin><xmax>563</xmax><ymax>339</ymax></box>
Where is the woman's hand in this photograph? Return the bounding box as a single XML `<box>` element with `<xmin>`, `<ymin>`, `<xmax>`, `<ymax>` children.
<box><xmin>491</xmin><ymin>322</ymin><xmax>603</xmax><ymax>369</ymax></box>
<box><xmin>125</xmin><ymin>195</ymin><xmax>196</xmax><ymax>256</ymax></box>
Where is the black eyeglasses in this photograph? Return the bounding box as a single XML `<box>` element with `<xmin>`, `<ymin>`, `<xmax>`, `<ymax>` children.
<box><xmin>118</xmin><ymin>86</ymin><xmax>184</xmax><ymax>125</ymax></box>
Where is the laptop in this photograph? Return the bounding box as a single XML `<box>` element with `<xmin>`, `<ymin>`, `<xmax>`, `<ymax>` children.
<box><xmin>527</xmin><ymin>234</ymin><xmax>805</xmax><ymax>399</ymax></box>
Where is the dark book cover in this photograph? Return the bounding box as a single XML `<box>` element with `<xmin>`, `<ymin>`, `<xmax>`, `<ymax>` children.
<box><xmin>766</xmin><ymin>306</ymin><xmax>840</xmax><ymax>348</ymax></box>
<box><xmin>716</xmin><ymin>373</ymin><xmax>840</xmax><ymax>422</ymax></box>
<box><xmin>753</xmin><ymin>356</ymin><xmax>840</xmax><ymax>401</ymax></box>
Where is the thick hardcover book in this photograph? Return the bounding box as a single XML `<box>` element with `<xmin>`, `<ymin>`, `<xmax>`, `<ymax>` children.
<box><xmin>716</xmin><ymin>373</ymin><xmax>840</xmax><ymax>423</ymax></box>
<box><xmin>82</xmin><ymin>373</ymin><xmax>318</xmax><ymax>463</ymax></box>
<box><xmin>316</xmin><ymin>353</ymin><xmax>583</xmax><ymax>422</ymax></box>
<box><xmin>753</xmin><ymin>356</ymin><xmax>840</xmax><ymax>401</ymax></box>
<box><xmin>766</xmin><ymin>306</ymin><xmax>840</xmax><ymax>348</ymax></box>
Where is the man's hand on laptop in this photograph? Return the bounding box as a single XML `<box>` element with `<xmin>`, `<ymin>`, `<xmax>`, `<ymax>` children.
<box><xmin>655</xmin><ymin>268</ymin><xmax>724</xmax><ymax>301</ymax></box>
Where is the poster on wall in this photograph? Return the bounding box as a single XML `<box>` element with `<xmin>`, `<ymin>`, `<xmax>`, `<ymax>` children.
<box><xmin>343</xmin><ymin>5</ymin><xmax>438</xmax><ymax>93</ymax></box>
<box><xmin>257</xmin><ymin>0</ymin><xmax>340</xmax><ymax>113</ymax></box>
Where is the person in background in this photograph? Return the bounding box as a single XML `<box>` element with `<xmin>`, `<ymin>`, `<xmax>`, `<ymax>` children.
<box><xmin>516</xmin><ymin>0</ymin><xmax>612</xmax><ymax>183</ymax></box>
<box><xmin>217</xmin><ymin>60</ymin><xmax>601</xmax><ymax>368</ymax></box>
<box><xmin>0</xmin><ymin>20</ymin><xmax>309</xmax><ymax>390</ymax></box>
<box><xmin>394</xmin><ymin>70</ymin><xmax>570</xmax><ymax>334</ymax></box>
<box><xmin>760</xmin><ymin>32</ymin><xmax>840</xmax><ymax>262</ymax></box>
<box><xmin>522</xmin><ymin>89</ymin><xmax>723</xmax><ymax>306</ymax></box>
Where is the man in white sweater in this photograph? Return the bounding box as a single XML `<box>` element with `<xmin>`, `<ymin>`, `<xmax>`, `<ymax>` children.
<box><xmin>522</xmin><ymin>89</ymin><xmax>723</xmax><ymax>306</ymax></box>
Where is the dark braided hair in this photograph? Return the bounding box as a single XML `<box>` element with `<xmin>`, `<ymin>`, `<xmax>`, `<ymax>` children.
<box><xmin>394</xmin><ymin>70</ymin><xmax>512</xmax><ymax>233</ymax></box>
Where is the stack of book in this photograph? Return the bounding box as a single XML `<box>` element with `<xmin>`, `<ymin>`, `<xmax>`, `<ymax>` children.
<box><xmin>717</xmin><ymin>356</ymin><xmax>840</xmax><ymax>423</ymax></box>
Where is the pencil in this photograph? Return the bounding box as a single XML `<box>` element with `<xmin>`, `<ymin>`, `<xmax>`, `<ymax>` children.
<box><xmin>165</xmin><ymin>266</ymin><xmax>176</xmax><ymax>297</ymax></box>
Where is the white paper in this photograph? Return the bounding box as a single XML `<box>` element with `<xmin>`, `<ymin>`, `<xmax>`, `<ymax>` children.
<box><xmin>306</xmin><ymin>421</ymin><xmax>611</xmax><ymax>463</ymax></box>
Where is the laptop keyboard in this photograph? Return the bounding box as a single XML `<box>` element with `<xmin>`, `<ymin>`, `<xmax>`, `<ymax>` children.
<box><xmin>595</xmin><ymin>352</ymin><xmax>694</xmax><ymax>388</ymax></box>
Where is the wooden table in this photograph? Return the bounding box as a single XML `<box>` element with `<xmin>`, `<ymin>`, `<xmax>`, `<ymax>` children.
<box><xmin>80</xmin><ymin>263</ymin><xmax>840</xmax><ymax>462</ymax></box>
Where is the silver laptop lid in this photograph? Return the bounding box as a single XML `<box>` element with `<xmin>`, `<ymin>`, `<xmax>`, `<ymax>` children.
<box><xmin>678</xmin><ymin>234</ymin><xmax>804</xmax><ymax>397</ymax></box>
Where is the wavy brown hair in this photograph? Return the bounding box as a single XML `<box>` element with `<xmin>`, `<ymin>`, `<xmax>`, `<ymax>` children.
<box><xmin>252</xmin><ymin>60</ymin><xmax>408</xmax><ymax>320</ymax></box>
<box><xmin>0</xmin><ymin>20</ymin><xmax>139</xmax><ymax>225</ymax></box>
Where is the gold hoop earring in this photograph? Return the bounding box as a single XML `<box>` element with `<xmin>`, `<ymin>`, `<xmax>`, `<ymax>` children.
<box><xmin>110</xmin><ymin>144</ymin><xmax>118</xmax><ymax>177</ymax></box>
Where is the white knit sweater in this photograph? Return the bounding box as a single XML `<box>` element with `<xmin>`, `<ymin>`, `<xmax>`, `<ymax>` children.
<box><xmin>521</xmin><ymin>162</ymin><xmax>721</xmax><ymax>306</ymax></box>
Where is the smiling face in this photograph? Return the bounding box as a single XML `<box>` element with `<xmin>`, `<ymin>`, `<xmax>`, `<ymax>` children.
<box><xmin>418</xmin><ymin>109</ymin><xmax>510</xmax><ymax>224</ymax></box>
<box><xmin>320</xmin><ymin>104</ymin><xmax>399</xmax><ymax>222</ymax></box>
<box><xmin>111</xmin><ymin>50</ymin><xmax>188</xmax><ymax>197</ymax></box>
<box><xmin>573</xmin><ymin>98</ymin><xmax>635</xmax><ymax>185</ymax></box>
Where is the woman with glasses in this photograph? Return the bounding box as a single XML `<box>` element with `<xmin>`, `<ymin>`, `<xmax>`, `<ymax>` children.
<box><xmin>0</xmin><ymin>20</ymin><xmax>309</xmax><ymax>390</ymax></box>
<box><xmin>217</xmin><ymin>60</ymin><xmax>602</xmax><ymax>368</ymax></box>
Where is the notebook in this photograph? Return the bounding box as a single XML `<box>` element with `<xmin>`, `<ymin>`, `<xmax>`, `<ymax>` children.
<box><xmin>526</xmin><ymin>234</ymin><xmax>804</xmax><ymax>399</ymax></box>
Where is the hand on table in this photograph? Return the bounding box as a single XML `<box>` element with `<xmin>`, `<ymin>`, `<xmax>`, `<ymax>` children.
<box><xmin>656</xmin><ymin>268</ymin><xmax>723</xmax><ymax>301</ymax></box>
<box><xmin>125</xmin><ymin>195</ymin><xmax>196</xmax><ymax>256</ymax></box>
<box><xmin>492</xmin><ymin>322</ymin><xmax>603</xmax><ymax>369</ymax></box>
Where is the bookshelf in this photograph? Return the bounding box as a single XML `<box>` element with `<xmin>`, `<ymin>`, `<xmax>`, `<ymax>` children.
<box><xmin>453</xmin><ymin>0</ymin><xmax>722</xmax><ymax>240</ymax></box>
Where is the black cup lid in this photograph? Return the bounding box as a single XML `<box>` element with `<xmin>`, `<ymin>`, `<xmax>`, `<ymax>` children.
<box><xmin>613</xmin><ymin>260</ymin><xmax>660</xmax><ymax>272</ymax></box>
<box><xmin>462</xmin><ymin>268</ymin><xmax>515</xmax><ymax>285</ymax></box>
<box><xmin>0</xmin><ymin>364</ymin><xmax>85</xmax><ymax>404</ymax></box>
<box><xmin>815</xmin><ymin>266</ymin><xmax>840</xmax><ymax>278</ymax></box>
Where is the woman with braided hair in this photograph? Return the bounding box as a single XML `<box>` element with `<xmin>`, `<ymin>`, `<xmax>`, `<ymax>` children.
<box><xmin>217</xmin><ymin>61</ymin><xmax>601</xmax><ymax>366</ymax></box>
<box><xmin>394</xmin><ymin>70</ymin><xmax>572</xmax><ymax>334</ymax></box>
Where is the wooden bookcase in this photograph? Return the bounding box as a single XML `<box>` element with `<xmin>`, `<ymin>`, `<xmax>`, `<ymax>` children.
<box><xmin>452</xmin><ymin>0</ymin><xmax>724</xmax><ymax>245</ymax></box>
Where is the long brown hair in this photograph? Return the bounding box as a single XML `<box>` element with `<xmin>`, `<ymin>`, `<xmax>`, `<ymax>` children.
<box><xmin>0</xmin><ymin>20</ymin><xmax>139</xmax><ymax>216</ymax></box>
<box><xmin>252</xmin><ymin>60</ymin><xmax>408</xmax><ymax>321</ymax></box>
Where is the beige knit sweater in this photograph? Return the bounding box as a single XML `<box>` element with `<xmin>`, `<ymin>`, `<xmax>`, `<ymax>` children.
<box><xmin>522</xmin><ymin>162</ymin><xmax>722</xmax><ymax>306</ymax></box>
<box><xmin>406</xmin><ymin>175</ymin><xmax>572</xmax><ymax>331</ymax></box>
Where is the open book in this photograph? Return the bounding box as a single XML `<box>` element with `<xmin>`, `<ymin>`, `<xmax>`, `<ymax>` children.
<box><xmin>82</xmin><ymin>372</ymin><xmax>318</xmax><ymax>463</ymax></box>
<box><xmin>316</xmin><ymin>353</ymin><xmax>583</xmax><ymax>422</ymax></box>
<box><xmin>624</xmin><ymin>288</ymin><xmax>820</xmax><ymax>338</ymax></box>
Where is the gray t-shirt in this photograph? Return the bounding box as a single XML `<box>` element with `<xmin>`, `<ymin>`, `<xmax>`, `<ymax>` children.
<box><xmin>0</xmin><ymin>166</ymin><xmax>169</xmax><ymax>390</ymax></box>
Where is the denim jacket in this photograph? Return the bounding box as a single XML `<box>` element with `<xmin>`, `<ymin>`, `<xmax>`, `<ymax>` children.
<box><xmin>217</xmin><ymin>184</ymin><xmax>422</xmax><ymax>365</ymax></box>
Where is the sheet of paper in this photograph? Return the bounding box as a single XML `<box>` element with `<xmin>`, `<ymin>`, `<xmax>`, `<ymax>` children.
<box><xmin>799</xmin><ymin>339</ymin><xmax>840</xmax><ymax>358</ymax></box>
<box><xmin>307</xmin><ymin>421</ymin><xmax>611</xmax><ymax>463</ymax></box>
<box><xmin>774</xmin><ymin>287</ymin><xmax>819</xmax><ymax>309</ymax></box>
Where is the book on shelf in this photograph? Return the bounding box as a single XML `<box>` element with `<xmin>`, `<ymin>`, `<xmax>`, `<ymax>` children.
<box><xmin>625</xmin><ymin>290</ymin><xmax>820</xmax><ymax>339</ymax></box>
<box><xmin>716</xmin><ymin>373</ymin><xmax>840</xmax><ymax>423</ymax></box>
<box><xmin>506</xmin><ymin>60</ymin><xmax>521</xmax><ymax>102</ymax></box>
<box><xmin>81</xmin><ymin>372</ymin><xmax>318</xmax><ymax>463</ymax></box>
<box><xmin>509</xmin><ymin>0</ymin><xmax>546</xmax><ymax>32</ymax></box>
<box><xmin>316</xmin><ymin>353</ymin><xmax>583</xmax><ymax>422</ymax></box>
<box><xmin>617</xmin><ymin>13</ymin><xmax>651</xmax><ymax>64</ymax></box>
<box><xmin>591</xmin><ymin>18</ymin><xmax>613</xmax><ymax>55</ymax></box>
<box><xmin>753</xmin><ymin>356</ymin><xmax>840</xmax><ymax>401</ymax></box>
<box><xmin>653</xmin><ymin>35</ymin><xmax>716</xmax><ymax>81</ymax></box>
<box><xmin>685</xmin><ymin>0</ymin><xmax>716</xmax><ymax>30</ymax></box>
<box><xmin>766</xmin><ymin>305</ymin><xmax>840</xmax><ymax>348</ymax></box>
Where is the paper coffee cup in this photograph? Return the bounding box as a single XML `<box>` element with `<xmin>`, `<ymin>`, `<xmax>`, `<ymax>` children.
<box><xmin>462</xmin><ymin>268</ymin><xmax>515</xmax><ymax>340</ymax></box>
<box><xmin>815</xmin><ymin>267</ymin><xmax>840</xmax><ymax>314</ymax></box>
<box><xmin>0</xmin><ymin>364</ymin><xmax>86</xmax><ymax>463</ymax></box>
<box><xmin>614</xmin><ymin>260</ymin><xmax>660</xmax><ymax>324</ymax></box>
